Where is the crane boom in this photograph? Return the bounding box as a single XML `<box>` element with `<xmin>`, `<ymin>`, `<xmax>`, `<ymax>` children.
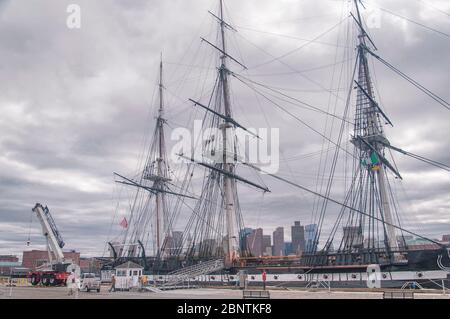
<box><xmin>32</xmin><ymin>203</ymin><xmax>65</xmax><ymax>263</ymax></box>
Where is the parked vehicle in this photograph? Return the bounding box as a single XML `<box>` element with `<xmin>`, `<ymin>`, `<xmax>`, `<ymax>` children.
<box><xmin>80</xmin><ymin>273</ymin><xmax>101</xmax><ymax>292</ymax></box>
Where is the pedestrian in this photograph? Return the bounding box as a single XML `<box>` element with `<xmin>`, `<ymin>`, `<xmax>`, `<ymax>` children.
<box><xmin>67</xmin><ymin>272</ymin><xmax>75</xmax><ymax>296</ymax></box>
<box><xmin>109</xmin><ymin>274</ymin><xmax>116</xmax><ymax>292</ymax></box>
<box><xmin>74</xmin><ymin>275</ymin><xmax>81</xmax><ymax>298</ymax></box>
<box><xmin>262</xmin><ymin>270</ymin><xmax>267</xmax><ymax>291</ymax></box>
<box><xmin>141</xmin><ymin>275</ymin><xmax>148</xmax><ymax>287</ymax></box>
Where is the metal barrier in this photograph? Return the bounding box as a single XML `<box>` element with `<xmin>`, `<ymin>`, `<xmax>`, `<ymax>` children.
<box><xmin>243</xmin><ymin>290</ymin><xmax>270</xmax><ymax>299</ymax></box>
<box><xmin>383</xmin><ymin>291</ymin><xmax>415</xmax><ymax>299</ymax></box>
<box><xmin>0</xmin><ymin>277</ymin><xmax>9</xmax><ymax>285</ymax></box>
<box><xmin>0</xmin><ymin>277</ymin><xmax>30</xmax><ymax>286</ymax></box>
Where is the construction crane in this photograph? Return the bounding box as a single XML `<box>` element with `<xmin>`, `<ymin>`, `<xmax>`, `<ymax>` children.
<box><xmin>28</xmin><ymin>203</ymin><xmax>78</xmax><ymax>286</ymax></box>
<box><xmin>33</xmin><ymin>203</ymin><xmax>66</xmax><ymax>264</ymax></box>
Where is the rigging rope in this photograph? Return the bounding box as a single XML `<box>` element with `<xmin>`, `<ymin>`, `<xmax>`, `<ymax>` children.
<box><xmin>232</xmin><ymin>72</ymin><xmax>353</xmax><ymax>124</ymax></box>
<box><xmin>416</xmin><ymin>0</ymin><xmax>450</xmax><ymax>17</ymax></box>
<box><xmin>237</xmin><ymin>25</ymin><xmax>351</xmax><ymax>49</ymax></box>
<box><xmin>231</xmin><ymin>73</ymin><xmax>361</xmax><ymax>165</ymax></box>
<box><xmin>378</xmin><ymin>7</ymin><xmax>450</xmax><ymax>38</ymax></box>
<box><xmin>244</xmin><ymin>163</ymin><xmax>443</xmax><ymax>247</ymax></box>
<box><xmin>247</xmin><ymin>17</ymin><xmax>349</xmax><ymax>69</ymax></box>
<box><xmin>391</xmin><ymin>146</ymin><xmax>450</xmax><ymax>172</ymax></box>
<box><xmin>365</xmin><ymin>48</ymin><xmax>450</xmax><ymax>111</ymax></box>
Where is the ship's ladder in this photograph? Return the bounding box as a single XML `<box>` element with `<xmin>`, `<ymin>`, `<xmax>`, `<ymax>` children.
<box><xmin>161</xmin><ymin>259</ymin><xmax>224</xmax><ymax>287</ymax></box>
<box><xmin>306</xmin><ymin>279</ymin><xmax>331</xmax><ymax>290</ymax></box>
<box><xmin>401</xmin><ymin>281</ymin><xmax>424</xmax><ymax>290</ymax></box>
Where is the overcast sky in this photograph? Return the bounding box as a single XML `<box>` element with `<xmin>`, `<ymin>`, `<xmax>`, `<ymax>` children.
<box><xmin>0</xmin><ymin>0</ymin><xmax>449</xmax><ymax>258</ymax></box>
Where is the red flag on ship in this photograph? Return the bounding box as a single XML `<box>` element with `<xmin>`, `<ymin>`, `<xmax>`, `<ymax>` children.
<box><xmin>119</xmin><ymin>217</ymin><xmax>128</xmax><ymax>229</ymax></box>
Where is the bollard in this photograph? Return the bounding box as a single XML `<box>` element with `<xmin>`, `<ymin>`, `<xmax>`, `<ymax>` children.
<box><xmin>8</xmin><ymin>278</ymin><xmax>13</xmax><ymax>298</ymax></box>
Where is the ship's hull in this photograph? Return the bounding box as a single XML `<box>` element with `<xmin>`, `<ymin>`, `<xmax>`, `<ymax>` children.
<box><xmin>147</xmin><ymin>270</ymin><xmax>449</xmax><ymax>289</ymax></box>
<box><xmin>145</xmin><ymin>247</ymin><xmax>450</xmax><ymax>289</ymax></box>
<box><xmin>147</xmin><ymin>270</ymin><xmax>450</xmax><ymax>289</ymax></box>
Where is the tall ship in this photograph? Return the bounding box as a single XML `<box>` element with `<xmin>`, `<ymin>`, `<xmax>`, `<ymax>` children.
<box><xmin>104</xmin><ymin>0</ymin><xmax>450</xmax><ymax>289</ymax></box>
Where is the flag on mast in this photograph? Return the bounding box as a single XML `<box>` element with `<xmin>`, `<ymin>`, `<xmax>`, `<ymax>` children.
<box><xmin>119</xmin><ymin>217</ymin><xmax>128</xmax><ymax>229</ymax></box>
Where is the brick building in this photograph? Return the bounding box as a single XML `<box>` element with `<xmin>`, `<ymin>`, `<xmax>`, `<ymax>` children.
<box><xmin>22</xmin><ymin>250</ymin><xmax>80</xmax><ymax>270</ymax></box>
<box><xmin>79</xmin><ymin>257</ymin><xmax>104</xmax><ymax>274</ymax></box>
<box><xmin>0</xmin><ymin>255</ymin><xmax>19</xmax><ymax>263</ymax></box>
<box><xmin>0</xmin><ymin>255</ymin><xmax>21</xmax><ymax>275</ymax></box>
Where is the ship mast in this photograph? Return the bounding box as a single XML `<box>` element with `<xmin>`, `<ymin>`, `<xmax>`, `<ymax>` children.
<box><xmin>352</xmin><ymin>0</ymin><xmax>399</xmax><ymax>256</ymax></box>
<box><xmin>113</xmin><ymin>53</ymin><xmax>201</xmax><ymax>261</ymax></box>
<box><xmin>183</xmin><ymin>0</ymin><xmax>269</xmax><ymax>265</ymax></box>
<box><xmin>155</xmin><ymin>54</ymin><xmax>166</xmax><ymax>253</ymax></box>
<box><xmin>218</xmin><ymin>0</ymin><xmax>239</xmax><ymax>265</ymax></box>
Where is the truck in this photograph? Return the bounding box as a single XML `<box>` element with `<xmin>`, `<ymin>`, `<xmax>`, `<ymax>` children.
<box><xmin>27</xmin><ymin>203</ymin><xmax>79</xmax><ymax>286</ymax></box>
<box><xmin>80</xmin><ymin>273</ymin><xmax>101</xmax><ymax>292</ymax></box>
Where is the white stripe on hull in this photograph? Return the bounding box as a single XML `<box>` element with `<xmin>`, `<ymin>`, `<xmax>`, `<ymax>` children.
<box><xmin>149</xmin><ymin>270</ymin><xmax>448</xmax><ymax>283</ymax></box>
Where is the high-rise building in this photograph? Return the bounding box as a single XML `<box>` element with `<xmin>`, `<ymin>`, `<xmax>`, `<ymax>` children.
<box><xmin>240</xmin><ymin>227</ymin><xmax>254</xmax><ymax>253</ymax></box>
<box><xmin>165</xmin><ymin>231</ymin><xmax>183</xmax><ymax>255</ymax></box>
<box><xmin>304</xmin><ymin>224</ymin><xmax>318</xmax><ymax>253</ymax></box>
<box><xmin>173</xmin><ymin>231</ymin><xmax>183</xmax><ymax>248</ymax></box>
<box><xmin>247</xmin><ymin>228</ymin><xmax>263</xmax><ymax>257</ymax></box>
<box><xmin>272</xmin><ymin>227</ymin><xmax>285</xmax><ymax>256</ymax></box>
<box><xmin>199</xmin><ymin>238</ymin><xmax>218</xmax><ymax>256</ymax></box>
<box><xmin>284</xmin><ymin>242</ymin><xmax>293</xmax><ymax>256</ymax></box>
<box><xmin>342</xmin><ymin>226</ymin><xmax>364</xmax><ymax>250</ymax></box>
<box><xmin>291</xmin><ymin>221</ymin><xmax>305</xmax><ymax>255</ymax></box>
<box><xmin>262</xmin><ymin>235</ymin><xmax>272</xmax><ymax>256</ymax></box>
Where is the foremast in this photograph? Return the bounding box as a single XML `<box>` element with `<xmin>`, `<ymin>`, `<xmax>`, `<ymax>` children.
<box><xmin>113</xmin><ymin>55</ymin><xmax>176</xmax><ymax>260</ymax></box>
<box><xmin>155</xmin><ymin>54</ymin><xmax>168</xmax><ymax>254</ymax></box>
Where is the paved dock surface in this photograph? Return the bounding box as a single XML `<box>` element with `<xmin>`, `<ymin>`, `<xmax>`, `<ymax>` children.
<box><xmin>1</xmin><ymin>286</ymin><xmax>449</xmax><ymax>299</ymax></box>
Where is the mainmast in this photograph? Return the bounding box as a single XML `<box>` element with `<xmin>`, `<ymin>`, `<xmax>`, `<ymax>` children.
<box><xmin>218</xmin><ymin>0</ymin><xmax>239</xmax><ymax>265</ymax></box>
<box><xmin>184</xmin><ymin>0</ymin><xmax>269</xmax><ymax>265</ymax></box>
<box><xmin>352</xmin><ymin>0</ymin><xmax>399</xmax><ymax>256</ymax></box>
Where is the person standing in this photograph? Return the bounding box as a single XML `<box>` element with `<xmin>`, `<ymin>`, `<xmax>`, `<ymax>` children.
<box><xmin>67</xmin><ymin>272</ymin><xmax>75</xmax><ymax>296</ymax></box>
<box><xmin>74</xmin><ymin>274</ymin><xmax>81</xmax><ymax>298</ymax></box>
<box><xmin>262</xmin><ymin>270</ymin><xmax>267</xmax><ymax>291</ymax></box>
<box><xmin>109</xmin><ymin>274</ymin><xmax>116</xmax><ymax>292</ymax></box>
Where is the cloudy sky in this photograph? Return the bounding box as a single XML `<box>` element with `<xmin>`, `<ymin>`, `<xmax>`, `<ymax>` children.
<box><xmin>0</xmin><ymin>0</ymin><xmax>449</xmax><ymax>258</ymax></box>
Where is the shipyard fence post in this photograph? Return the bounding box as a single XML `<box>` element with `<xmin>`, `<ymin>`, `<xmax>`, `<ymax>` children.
<box><xmin>8</xmin><ymin>270</ymin><xmax>13</xmax><ymax>298</ymax></box>
<box><xmin>8</xmin><ymin>277</ymin><xmax>13</xmax><ymax>298</ymax></box>
<box><xmin>443</xmin><ymin>280</ymin><xmax>446</xmax><ymax>295</ymax></box>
